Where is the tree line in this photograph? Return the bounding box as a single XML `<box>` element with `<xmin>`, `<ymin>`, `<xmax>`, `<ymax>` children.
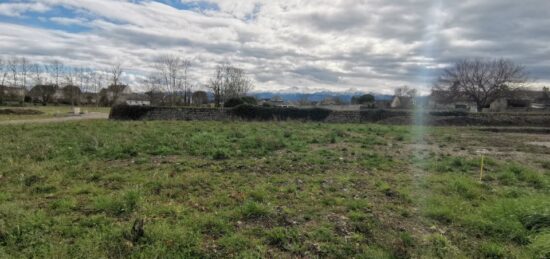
<box><xmin>0</xmin><ymin>56</ymin><xmax>127</xmax><ymax>106</ymax></box>
<box><xmin>0</xmin><ymin>55</ymin><xmax>254</xmax><ymax>107</ymax></box>
<box><xmin>1</xmin><ymin>55</ymin><xmax>539</xmax><ymax>110</ymax></box>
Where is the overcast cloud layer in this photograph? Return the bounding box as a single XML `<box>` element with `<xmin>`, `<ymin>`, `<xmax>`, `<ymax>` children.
<box><xmin>1</xmin><ymin>0</ymin><xmax>549</xmax><ymax>93</ymax></box>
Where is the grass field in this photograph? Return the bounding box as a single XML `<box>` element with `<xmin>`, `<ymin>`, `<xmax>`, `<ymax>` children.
<box><xmin>0</xmin><ymin>106</ymin><xmax>111</xmax><ymax>121</ymax></box>
<box><xmin>0</xmin><ymin>120</ymin><xmax>548</xmax><ymax>258</ymax></box>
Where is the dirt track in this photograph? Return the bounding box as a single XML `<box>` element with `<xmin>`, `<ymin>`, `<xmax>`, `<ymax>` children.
<box><xmin>0</xmin><ymin>112</ymin><xmax>109</xmax><ymax>125</ymax></box>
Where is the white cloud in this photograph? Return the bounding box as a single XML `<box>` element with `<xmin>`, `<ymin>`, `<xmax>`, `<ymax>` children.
<box><xmin>0</xmin><ymin>2</ymin><xmax>50</xmax><ymax>17</ymax></box>
<box><xmin>0</xmin><ymin>0</ymin><xmax>549</xmax><ymax>93</ymax></box>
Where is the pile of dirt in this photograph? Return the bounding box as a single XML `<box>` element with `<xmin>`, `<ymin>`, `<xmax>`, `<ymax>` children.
<box><xmin>0</xmin><ymin>108</ymin><xmax>44</xmax><ymax>115</ymax></box>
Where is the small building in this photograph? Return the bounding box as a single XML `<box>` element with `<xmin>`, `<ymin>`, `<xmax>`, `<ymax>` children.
<box><xmin>489</xmin><ymin>98</ymin><xmax>532</xmax><ymax>112</ymax></box>
<box><xmin>428</xmin><ymin>91</ymin><xmax>477</xmax><ymax>112</ymax></box>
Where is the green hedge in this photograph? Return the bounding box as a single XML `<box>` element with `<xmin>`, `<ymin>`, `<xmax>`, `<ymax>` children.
<box><xmin>230</xmin><ymin>104</ymin><xmax>332</xmax><ymax>121</ymax></box>
<box><xmin>429</xmin><ymin>110</ymin><xmax>469</xmax><ymax>117</ymax></box>
<box><xmin>224</xmin><ymin>96</ymin><xmax>258</xmax><ymax>108</ymax></box>
<box><xmin>110</xmin><ymin>105</ymin><xmax>154</xmax><ymax>120</ymax></box>
<box><xmin>359</xmin><ymin>109</ymin><xmax>409</xmax><ymax>122</ymax></box>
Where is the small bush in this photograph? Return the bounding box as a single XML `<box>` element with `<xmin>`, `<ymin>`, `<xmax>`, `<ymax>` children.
<box><xmin>23</xmin><ymin>175</ymin><xmax>42</xmax><ymax>187</ymax></box>
<box><xmin>426</xmin><ymin>234</ymin><xmax>460</xmax><ymax>258</ymax></box>
<box><xmin>479</xmin><ymin>242</ymin><xmax>506</xmax><ymax>258</ymax></box>
<box><xmin>529</xmin><ymin>232</ymin><xmax>550</xmax><ymax>259</ymax></box>
<box><xmin>239</xmin><ymin>201</ymin><xmax>270</xmax><ymax>220</ymax></box>
<box><xmin>109</xmin><ymin>105</ymin><xmax>154</xmax><ymax>120</ymax></box>
<box><xmin>265</xmin><ymin>227</ymin><xmax>299</xmax><ymax>249</ymax></box>
<box><xmin>520</xmin><ymin>213</ymin><xmax>550</xmax><ymax>231</ymax></box>
<box><xmin>224</xmin><ymin>96</ymin><xmax>258</xmax><ymax>108</ymax></box>
<box><xmin>212</xmin><ymin>149</ymin><xmax>230</xmax><ymax>160</ymax></box>
<box><xmin>95</xmin><ymin>190</ymin><xmax>140</xmax><ymax>216</ymax></box>
<box><xmin>429</xmin><ymin>111</ymin><xmax>468</xmax><ymax>117</ymax></box>
<box><xmin>224</xmin><ymin>98</ymin><xmax>245</xmax><ymax>108</ymax></box>
<box><xmin>359</xmin><ymin>109</ymin><xmax>409</xmax><ymax>122</ymax></box>
<box><xmin>240</xmin><ymin>96</ymin><xmax>258</xmax><ymax>105</ymax></box>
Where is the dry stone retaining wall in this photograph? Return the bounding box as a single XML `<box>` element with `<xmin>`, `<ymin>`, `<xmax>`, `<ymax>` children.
<box><xmin>109</xmin><ymin>105</ymin><xmax>550</xmax><ymax>127</ymax></box>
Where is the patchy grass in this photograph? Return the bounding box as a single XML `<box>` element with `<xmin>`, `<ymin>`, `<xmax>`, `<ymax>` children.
<box><xmin>0</xmin><ymin>120</ymin><xmax>548</xmax><ymax>258</ymax></box>
<box><xmin>0</xmin><ymin>106</ymin><xmax>110</xmax><ymax>121</ymax></box>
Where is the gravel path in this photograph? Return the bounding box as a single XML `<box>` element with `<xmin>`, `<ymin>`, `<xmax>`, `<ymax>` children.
<box><xmin>0</xmin><ymin>112</ymin><xmax>109</xmax><ymax>125</ymax></box>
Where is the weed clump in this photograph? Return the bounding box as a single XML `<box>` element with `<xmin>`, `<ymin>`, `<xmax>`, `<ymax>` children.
<box><xmin>239</xmin><ymin>201</ymin><xmax>271</xmax><ymax>220</ymax></box>
<box><xmin>265</xmin><ymin>227</ymin><xmax>299</xmax><ymax>249</ymax></box>
<box><xmin>95</xmin><ymin>190</ymin><xmax>140</xmax><ymax>216</ymax></box>
<box><xmin>212</xmin><ymin>149</ymin><xmax>230</xmax><ymax>160</ymax></box>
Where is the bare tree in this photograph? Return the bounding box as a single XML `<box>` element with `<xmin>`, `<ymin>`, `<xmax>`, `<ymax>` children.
<box><xmin>192</xmin><ymin>90</ymin><xmax>208</xmax><ymax>106</ymax></box>
<box><xmin>153</xmin><ymin>56</ymin><xmax>191</xmax><ymax>106</ymax></box>
<box><xmin>76</xmin><ymin>67</ymin><xmax>92</xmax><ymax>93</ymax></box>
<box><xmin>63</xmin><ymin>68</ymin><xmax>80</xmax><ymax>107</ymax></box>
<box><xmin>31</xmin><ymin>63</ymin><xmax>44</xmax><ymax>86</ymax></box>
<box><xmin>46</xmin><ymin>60</ymin><xmax>64</xmax><ymax>86</ymax></box>
<box><xmin>224</xmin><ymin>66</ymin><xmax>253</xmax><ymax>99</ymax></box>
<box><xmin>90</xmin><ymin>71</ymin><xmax>105</xmax><ymax>107</ymax></box>
<box><xmin>143</xmin><ymin>72</ymin><xmax>167</xmax><ymax>106</ymax></box>
<box><xmin>107</xmin><ymin>63</ymin><xmax>126</xmax><ymax>106</ymax></box>
<box><xmin>29</xmin><ymin>84</ymin><xmax>56</xmax><ymax>105</ymax></box>
<box><xmin>0</xmin><ymin>57</ymin><xmax>6</xmax><ymax>104</ymax></box>
<box><xmin>19</xmin><ymin>57</ymin><xmax>30</xmax><ymax>91</ymax></box>
<box><xmin>110</xmin><ymin>63</ymin><xmax>123</xmax><ymax>87</ymax></box>
<box><xmin>394</xmin><ymin>85</ymin><xmax>417</xmax><ymax>98</ymax></box>
<box><xmin>209</xmin><ymin>64</ymin><xmax>225</xmax><ymax>107</ymax></box>
<box><xmin>208</xmin><ymin>63</ymin><xmax>254</xmax><ymax>107</ymax></box>
<box><xmin>434</xmin><ymin>58</ymin><xmax>528</xmax><ymax>111</ymax></box>
<box><xmin>6</xmin><ymin>57</ymin><xmax>25</xmax><ymax>103</ymax></box>
<box><xmin>0</xmin><ymin>57</ymin><xmax>6</xmax><ymax>86</ymax></box>
<box><xmin>8</xmin><ymin>57</ymin><xmax>18</xmax><ymax>88</ymax></box>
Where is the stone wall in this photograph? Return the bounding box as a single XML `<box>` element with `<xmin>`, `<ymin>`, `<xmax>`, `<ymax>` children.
<box><xmin>140</xmin><ymin>107</ymin><xmax>228</xmax><ymax>121</ymax></box>
<box><xmin>109</xmin><ymin>105</ymin><xmax>550</xmax><ymax>127</ymax></box>
<box><xmin>324</xmin><ymin>111</ymin><xmax>361</xmax><ymax>123</ymax></box>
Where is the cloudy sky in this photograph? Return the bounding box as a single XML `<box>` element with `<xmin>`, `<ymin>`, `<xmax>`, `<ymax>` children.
<box><xmin>1</xmin><ymin>0</ymin><xmax>549</xmax><ymax>94</ymax></box>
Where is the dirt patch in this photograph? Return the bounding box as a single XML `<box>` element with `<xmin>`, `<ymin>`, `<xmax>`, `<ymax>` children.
<box><xmin>0</xmin><ymin>108</ymin><xmax>44</xmax><ymax>115</ymax></box>
<box><xmin>0</xmin><ymin>112</ymin><xmax>108</xmax><ymax>125</ymax></box>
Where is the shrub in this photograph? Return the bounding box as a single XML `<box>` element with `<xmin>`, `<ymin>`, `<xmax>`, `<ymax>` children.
<box><xmin>224</xmin><ymin>96</ymin><xmax>258</xmax><ymax>108</ymax></box>
<box><xmin>529</xmin><ymin>232</ymin><xmax>550</xmax><ymax>259</ymax></box>
<box><xmin>265</xmin><ymin>227</ymin><xmax>299</xmax><ymax>249</ymax></box>
<box><xmin>429</xmin><ymin>111</ymin><xmax>469</xmax><ymax>116</ymax></box>
<box><xmin>224</xmin><ymin>97</ymin><xmax>245</xmax><ymax>108</ymax></box>
<box><xmin>240</xmin><ymin>96</ymin><xmax>258</xmax><ymax>105</ymax></box>
<box><xmin>239</xmin><ymin>201</ymin><xmax>270</xmax><ymax>220</ymax></box>
<box><xmin>212</xmin><ymin>148</ymin><xmax>230</xmax><ymax>160</ymax></box>
<box><xmin>231</xmin><ymin>104</ymin><xmax>331</xmax><ymax>121</ymax></box>
<box><xmin>95</xmin><ymin>190</ymin><xmax>140</xmax><ymax>216</ymax></box>
<box><xmin>479</xmin><ymin>242</ymin><xmax>506</xmax><ymax>258</ymax></box>
<box><xmin>359</xmin><ymin>109</ymin><xmax>409</xmax><ymax>122</ymax></box>
<box><xmin>109</xmin><ymin>105</ymin><xmax>154</xmax><ymax>120</ymax></box>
